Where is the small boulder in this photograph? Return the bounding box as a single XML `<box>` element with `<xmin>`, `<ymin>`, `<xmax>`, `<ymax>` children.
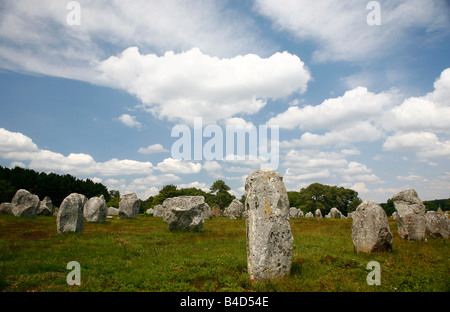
<box><xmin>107</xmin><ymin>207</ymin><xmax>119</xmax><ymax>216</ymax></box>
<box><xmin>163</xmin><ymin>196</ymin><xmax>207</xmax><ymax>232</ymax></box>
<box><xmin>84</xmin><ymin>195</ymin><xmax>108</xmax><ymax>223</ymax></box>
<box><xmin>425</xmin><ymin>210</ymin><xmax>450</xmax><ymax>239</ymax></box>
<box><xmin>224</xmin><ymin>199</ymin><xmax>245</xmax><ymax>219</ymax></box>
<box><xmin>351</xmin><ymin>200</ymin><xmax>393</xmax><ymax>253</ymax></box>
<box><xmin>37</xmin><ymin>196</ymin><xmax>53</xmax><ymax>216</ymax></box>
<box><xmin>118</xmin><ymin>193</ymin><xmax>140</xmax><ymax>219</ymax></box>
<box><xmin>393</xmin><ymin>189</ymin><xmax>426</xmax><ymax>241</ymax></box>
<box><xmin>0</xmin><ymin>202</ymin><xmax>13</xmax><ymax>215</ymax></box>
<box><xmin>305</xmin><ymin>211</ymin><xmax>314</xmax><ymax>218</ymax></box>
<box><xmin>146</xmin><ymin>208</ymin><xmax>154</xmax><ymax>215</ymax></box>
<box><xmin>57</xmin><ymin>193</ymin><xmax>86</xmax><ymax>233</ymax></box>
<box><xmin>11</xmin><ymin>189</ymin><xmax>40</xmax><ymax>218</ymax></box>
<box><xmin>289</xmin><ymin>207</ymin><xmax>299</xmax><ymax>219</ymax></box>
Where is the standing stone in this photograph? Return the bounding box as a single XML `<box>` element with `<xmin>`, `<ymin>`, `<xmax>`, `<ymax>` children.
<box><xmin>245</xmin><ymin>169</ymin><xmax>293</xmax><ymax>281</ymax></box>
<box><xmin>212</xmin><ymin>205</ymin><xmax>221</xmax><ymax>217</ymax></box>
<box><xmin>163</xmin><ymin>196</ymin><xmax>207</xmax><ymax>232</ymax></box>
<box><xmin>0</xmin><ymin>202</ymin><xmax>13</xmax><ymax>215</ymax></box>
<box><xmin>315</xmin><ymin>209</ymin><xmax>323</xmax><ymax>219</ymax></box>
<box><xmin>289</xmin><ymin>207</ymin><xmax>299</xmax><ymax>219</ymax></box>
<box><xmin>57</xmin><ymin>193</ymin><xmax>86</xmax><ymax>233</ymax></box>
<box><xmin>108</xmin><ymin>207</ymin><xmax>119</xmax><ymax>216</ymax></box>
<box><xmin>11</xmin><ymin>189</ymin><xmax>40</xmax><ymax>218</ymax></box>
<box><xmin>37</xmin><ymin>196</ymin><xmax>53</xmax><ymax>216</ymax></box>
<box><xmin>203</xmin><ymin>203</ymin><xmax>213</xmax><ymax>220</ymax></box>
<box><xmin>224</xmin><ymin>199</ymin><xmax>245</xmax><ymax>219</ymax></box>
<box><xmin>392</xmin><ymin>211</ymin><xmax>398</xmax><ymax>220</ymax></box>
<box><xmin>146</xmin><ymin>208</ymin><xmax>154</xmax><ymax>215</ymax></box>
<box><xmin>118</xmin><ymin>193</ymin><xmax>140</xmax><ymax>219</ymax></box>
<box><xmin>327</xmin><ymin>207</ymin><xmax>342</xmax><ymax>219</ymax></box>
<box><xmin>305</xmin><ymin>211</ymin><xmax>314</xmax><ymax>218</ymax></box>
<box><xmin>351</xmin><ymin>200</ymin><xmax>393</xmax><ymax>253</ymax></box>
<box><xmin>393</xmin><ymin>189</ymin><xmax>426</xmax><ymax>241</ymax></box>
<box><xmin>153</xmin><ymin>204</ymin><xmax>165</xmax><ymax>217</ymax></box>
<box><xmin>425</xmin><ymin>210</ymin><xmax>450</xmax><ymax>239</ymax></box>
<box><xmin>298</xmin><ymin>210</ymin><xmax>304</xmax><ymax>218</ymax></box>
<box><xmin>84</xmin><ymin>195</ymin><xmax>108</xmax><ymax>223</ymax></box>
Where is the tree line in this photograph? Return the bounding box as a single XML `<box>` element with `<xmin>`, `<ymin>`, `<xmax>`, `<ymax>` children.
<box><xmin>0</xmin><ymin>166</ymin><xmax>109</xmax><ymax>206</ymax></box>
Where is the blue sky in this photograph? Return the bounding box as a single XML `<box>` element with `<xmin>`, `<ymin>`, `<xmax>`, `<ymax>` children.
<box><xmin>1</xmin><ymin>0</ymin><xmax>450</xmax><ymax>202</ymax></box>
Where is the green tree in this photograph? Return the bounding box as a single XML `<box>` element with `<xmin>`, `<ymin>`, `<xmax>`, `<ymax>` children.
<box><xmin>209</xmin><ymin>180</ymin><xmax>230</xmax><ymax>194</ymax></box>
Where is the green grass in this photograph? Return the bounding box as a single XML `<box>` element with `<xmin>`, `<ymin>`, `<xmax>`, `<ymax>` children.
<box><xmin>0</xmin><ymin>215</ymin><xmax>448</xmax><ymax>292</ymax></box>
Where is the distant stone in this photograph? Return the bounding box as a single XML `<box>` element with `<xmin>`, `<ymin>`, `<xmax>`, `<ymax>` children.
<box><xmin>57</xmin><ymin>193</ymin><xmax>86</xmax><ymax>233</ymax></box>
<box><xmin>153</xmin><ymin>204</ymin><xmax>165</xmax><ymax>217</ymax></box>
<box><xmin>163</xmin><ymin>196</ymin><xmax>207</xmax><ymax>232</ymax></box>
<box><xmin>37</xmin><ymin>196</ymin><xmax>53</xmax><ymax>216</ymax></box>
<box><xmin>0</xmin><ymin>202</ymin><xmax>12</xmax><ymax>215</ymax></box>
<box><xmin>212</xmin><ymin>205</ymin><xmax>221</xmax><ymax>217</ymax></box>
<box><xmin>289</xmin><ymin>207</ymin><xmax>299</xmax><ymax>219</ymax></box>
<box><xmin>146</xmin><ymin>208</ymin><xmax>154</xmax><ymax>215</ymax></box>
<box><xmin>328</xmin><ymin>207</ymin><xmax>342</xmax><ymax>219</ymax></box>
<box><xmin>11</xmin><ymin>189</ymin><xmax>40</xmax><ymax>218</ymax></box>
<box><xmin>203</xmin><ymin>204</ymin><xmax>213</xmax><ymax>220</ymax></box>
<box><xmin>84</xmin><ymin>195</ymin><xmax>108</xmax><ymax>223</ymax></box>
<box><xmin>224</xmin><ymin>199</ymin><xmax>245</xmax><ymax>219</ymax></box>
<box><xmin>392</xmin><ymin>211</ymin><xmax>398</xmax><ymax>220</ymax></box>
<box><xmin>118</xmin><ymin>193</ymin><xmax>140</xmax><ymax>219</ymax></box>
<box><xmin>107</xmin><ymin>207</ymin><xmax>119</xmax><ymax>216</ymax></box>
<box><xmin>351</xmin><ymin>200</ymin><xmax>393</xmax><ymax>253</ymax></box>
<box><xmin>305</xmin><ymin>211</ymin><xmax>314</xmax><ymax>218</ymax></box>
<box><xmin>298</xmin><ymin>210</ymin><xmax>304</xmax><ymax>218</ymax></box>
<box><xmin>393</xmin><ymin>189</ymin><xmax>426</xmax><ymax>241</ymax></box>
<box><xmin>425</xmin><ymin>210</ymin><xmax>450</xmax><ymax>239</ymax></box>
<box><xmin>315</xmin><ymin>209</ymin><xmax>323</xmax><ymax>219</ymax></box>
<box><xmin>245</xmin><ymin>169</ymin><xmax>293</xmax><ymax>281</ymax></box>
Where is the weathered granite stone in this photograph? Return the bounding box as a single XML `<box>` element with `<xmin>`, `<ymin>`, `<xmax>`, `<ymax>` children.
<box><xmin>425</xmin><ymin>210</ymin><xmax>450</xmax><ymax>239</ymax></box>
<box><xmin>146</xmin><ymin>208</ymin><xmax>154</xmax><ymax>215</ymax></box>
<box><xmin>305</xmin><ymin>211</ymin><xmax>314</xmax><ymax>218</ymax></box>
<box><xmin>37</xmin><ymin>196</ymin><xmax>53</xmax><ymax>216</ymax></box>
<box><xmin>203</xmin><ymin>203</ymin><xmax>213</xmax><ymax>220</ymax></box>
<box><xmin>107</xmin><ymin>207</ymin><xmax>119</xmax><ymax>216</ymax></box>
<box><xmin>351</xmin><ymin>200</ymin><xmax>393</xmax><ymax>253</ymax></box>
<box><xmin>245</xmin><ymin>169</ymin><xmax>293</xmax><ymax>281</ymax></box>
<box><xmin>393</xmin><ymin>189</ymin><xmax>426</xmax><ymax>241</ymax></box>
<box><xmin>315</xmin><ymin>209</ymin><xmax>323</xmax><ymax>219</ymax></box>
<box><xmin>0</xmin><ymin>202</ymin><xmax>12</xmax><ymax>215</ymax></box>
<box><xmin>118</xmin><ymin>193</ymin><xmax>140</xmax><ymax>219</ymax></box>
<box><xmin>289</xmin><ymin>207</ymin><xmax>299</xmax><ymax>219</ymax></box>
<box><xmin>57</xmin><ymin>193</ymin><xmax>86</xmax><ymax>233</ymax></box>
<box><xmin>162</xmin><ymin>196</ymin><xmax>207</xmax><ymax>232</ymax></box>
<box><xmin>153</xmin><ymin>204</ymin><xmax>165</xmax><ymax>217</ymax></box>
<box><xmin>11</xmin><ymin>189</ymin><xmax>40</xmax><ymax>218</ymax></box>
<box><xmin>84</xmin><ymin>195</ymin><xmax>108</xmax><ymax>223</ymax></box>
<box><xmin>224</xmin><ymin>199</ymin><xmax>245</xmax><ymax>219</ymax></box>
<box><xmin>212</xmin><ymin>205</ymin><xmax>221</xmax><ymax>217</ymax></box>
<box><xmin>327</xmin><ymin>207</ymin><xmax>342</xmax><ymax>219</ymax></box>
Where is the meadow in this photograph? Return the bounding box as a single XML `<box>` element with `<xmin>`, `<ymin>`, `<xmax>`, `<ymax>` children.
<box><xmin>0</xmin><ymin>214</ymin><xmax>448</xmax><ymax>292</ymax></box>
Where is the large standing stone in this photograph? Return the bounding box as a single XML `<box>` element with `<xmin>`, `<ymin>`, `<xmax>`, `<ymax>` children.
<box><xmin>84</xmin><ymin>195</ymin><xmax>108</xmax><ymax>223</ymax></box>
<box><xmin>425</xmin><ymin>210</ymin><xmax>450</xmax><ymax>239</ymax></box>
<box><xmin>351</xmin><ymin>200</ymin><xmax>393</xmax><ymax>253</ymax></box>
<box><xmin>153</xmin><ymin>204</ymin><xmax>165</xmax><ymax>217</ymax></box>
<box><xmin>224</xmin><ymin>199</ymin><xmax>245</xmax><ymax>219</ymax></box>
<box><xmin>245</xmin><ymin>169</ymin><xmax>293</xmax><ymax>281</ymax></box>
<box><xmin>118</xmin><ymin>193</ymin><xmax>140</xmax><ymax>219</ymax></box>
<box><xmin>37</xmin><ymin>196</ymin><xmax>53</xmax><ymax>216</ymax></box>
<box><xmin>327</xmin><ymin>207</ymin><xmax>342</xmax><ymax>219</ymax></box>
<box><xmin>289</xmin><ymin>207</ymin><xmax>299</xmax><ymax>219</ymax></box>
<box><xmin>11</xmin><ymin>189</ymin><xmax>40</xmax><ymax>218</ymax></box>
<box><xmin>57</xmin><ymin>193</ymin><xmax>86</xmax><ymax>233</ymax></box>
<box><xmin>393</xmin><ymin>189</ymin><xmax>426</xmax><ymax>241</ymax></box>
<box><xmin>162</xmin><ymin>196</ymin><xmax>207</xmax><ymax>232</ymax></box>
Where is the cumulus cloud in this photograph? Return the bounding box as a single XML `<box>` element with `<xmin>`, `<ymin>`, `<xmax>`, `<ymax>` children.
<box><xmin>268</xmin><ymin>87</ymin><xmax>393</xmax><ymax>130</ymax></box>
<box><xmin>138</xmin><ymin>144</ymin><xmax>169</xmax><ymax>155</ymax></box>
<box><xmin>96</xmin><ymin>47</ymin><xmax>311</xmax><ymax>123</ymax></box>
<box><xmin>156</xmin><ymin>158</ymin><xmax>202</xmax><ymax>174</ymax></box>
<box><xmin>117</xmin><ymin>114</ymin><xmax>142</xmax><ymax>130</ymax></box>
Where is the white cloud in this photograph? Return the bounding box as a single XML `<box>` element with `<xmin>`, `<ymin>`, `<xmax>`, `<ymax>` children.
<box><xmin>137</xmin><ymin>144</ymin><xmax>169</xmax><ymax>155</ymax></box>
<box><xmin>0</xmin><ymin>128</ymin><xmax>153</xmax><ymax>177</ymax></box>
<box><xmin>254</xmin><ymin>0</ymin><xmax>449</xmax><ymax>63</ymax></box>
<box><xmin>176</xmin><ymin>181</ymin><xmax>210</xmax><ymax>193</ymax></box>
<box><xmin>383</xmin><ymin>131</ymin><xmax>450</xmax><ymax>159</ymax></box>
<box><xmin>268</xmin><ymin>87</ymin><xmax>393</xmax><ymax>130</ymax></box>
<box><xmin>117</xmin><ymin>114</ymin><xmax>142</xmax><ymax>130</ymax></box>
<box><xmin>202</xmin><ymin>161</ymin><xmax>221</xmax><ymax>172</ymax></box>
<box><xmin>96</xmin><ymin>47</ymin><xmax>311</xmax><ymax>124</ymax></box>
<box><xmin>156</xmin><ymin>158</ymin><xmax>201</xmax><ymax>174</ymax></box>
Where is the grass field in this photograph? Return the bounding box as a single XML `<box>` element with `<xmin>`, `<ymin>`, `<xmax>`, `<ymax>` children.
<box><xmin>0</xmin><ymin>214</ymin><xmax>448</xmax><ymax>292</ymax></box>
